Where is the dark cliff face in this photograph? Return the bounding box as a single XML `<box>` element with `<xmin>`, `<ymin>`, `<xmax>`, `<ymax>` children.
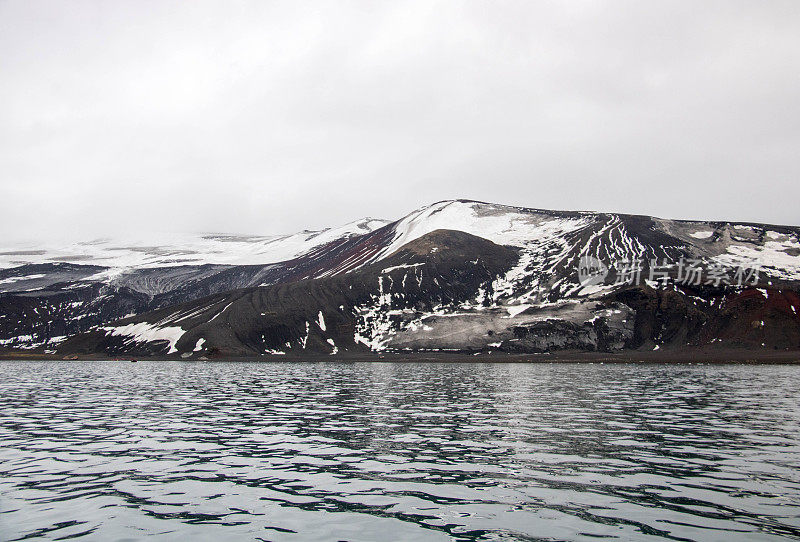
<box><xmin>605</xmin><ymin>285</ymin><xmax>800</xmax><ymax>351</ymax></box>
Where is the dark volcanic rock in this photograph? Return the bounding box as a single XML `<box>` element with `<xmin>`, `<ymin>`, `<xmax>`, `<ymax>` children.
<box><xmin>606</xmin><ymin>285</ymin><xmax>800</xmax><ymax>351</ymax></box>
<box><xmin>4</xmin><ymin>200</ymin><xmax>800</xmax><ymax>357</ymax></box>
<box><xmin>59</xmin><ymin>230</ymin><xmax>520</xmax><ymax>357</ymax></box>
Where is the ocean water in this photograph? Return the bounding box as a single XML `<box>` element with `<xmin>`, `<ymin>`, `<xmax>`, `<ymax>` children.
<box><xmin>0</xmin><ymin>361</ymin><xmax>799</xmax><ymax>541</ymax></box>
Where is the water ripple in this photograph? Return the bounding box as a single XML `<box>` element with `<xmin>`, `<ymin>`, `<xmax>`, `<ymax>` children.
<box><xmin>0</xmin><ymin>361</ymin><xmax>799</xmax><ymax>541</ymax></box>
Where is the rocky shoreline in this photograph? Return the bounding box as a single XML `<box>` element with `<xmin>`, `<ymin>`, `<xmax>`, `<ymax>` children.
<box><xmin>3</xmin><ymin>347</ymin><xmax>799</xmax><ymax>364</ymax></box>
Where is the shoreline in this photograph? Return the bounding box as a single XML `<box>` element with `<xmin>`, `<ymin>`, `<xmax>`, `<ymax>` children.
<box><xmin>2</xmin><ymin>349</ymin><xmax>799</xmax><ymax>363</ymax></box>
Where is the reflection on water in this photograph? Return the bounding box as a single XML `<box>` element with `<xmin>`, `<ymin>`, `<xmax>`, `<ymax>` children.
<box><xmin>0</xmin><ymin>361</ymin><xmax>799</xmax><ymax>541</ymax></box>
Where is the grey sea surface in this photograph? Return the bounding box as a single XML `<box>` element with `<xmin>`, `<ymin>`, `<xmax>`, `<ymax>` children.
<box><xmin>0</xmin><ymin>361</ymin><xmax>799</xmax><ymax>541</ymax></box>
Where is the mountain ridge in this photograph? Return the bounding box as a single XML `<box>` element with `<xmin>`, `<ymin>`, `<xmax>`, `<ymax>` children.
<box><xmin>2</xmin><ymin>200</ymin><xmax>799</xmax><ymax>357</ymax></box>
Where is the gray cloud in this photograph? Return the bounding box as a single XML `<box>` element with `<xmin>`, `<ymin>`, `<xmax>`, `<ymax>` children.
<box><xmin>2</xmin><ymin>0</ymin><xmax>799</xmax><ymax>242</ymax></box>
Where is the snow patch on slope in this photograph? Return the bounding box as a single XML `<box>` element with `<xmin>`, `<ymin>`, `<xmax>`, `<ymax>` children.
<box><xmin>317</xmin><ymin>311</ymin><xmax>326</xmax><ymax>331</ymax></box>
<box><xmin>0</xmin><ymin>274</ymin><xmax>46</xmax><ymax>284</ymax></box>
<box><xmin>714</xmin><ymin>238</ymin><xmax>800</xmax><ymax>281</ymax></box>
<box><xmin>103</xmin><ymin>322</ymin><xmax>185</xmax><ymax>354</ymax></box>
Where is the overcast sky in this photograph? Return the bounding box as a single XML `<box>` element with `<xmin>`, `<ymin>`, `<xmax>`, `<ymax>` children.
<box><xmin>2</xmin><ymin>0</ymin><xmax>799</xmax><ymax>242</ymax></box>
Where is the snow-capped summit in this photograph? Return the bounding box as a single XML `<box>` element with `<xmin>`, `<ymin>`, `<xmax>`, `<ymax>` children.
<box><xmin>370</xmin><ymin>200</ymin><xmax>593</xmax><ymax>261</ymax></box>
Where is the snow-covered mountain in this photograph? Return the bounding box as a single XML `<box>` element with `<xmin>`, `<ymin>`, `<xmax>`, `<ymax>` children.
<box><xmin>371</xmin><ymin>200</ymin><xmax>800</xmax><ymax>281</ymax></box>
<box><xmin>0</xmin><ymin>217</ymin><xmax>389</xmax><ymax>270</ymax></box>
<box><xmin>2</xmin><ymin>200</ymin><xmax>799</xmax><ymax>356</ymax></box>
